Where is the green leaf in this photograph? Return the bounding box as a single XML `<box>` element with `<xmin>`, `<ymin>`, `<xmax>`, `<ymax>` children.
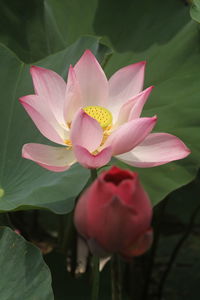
<box><xmin>0</xmin><ymin>226</ymin><xmax>53</xmax><ymax>299</ymax></box>
<box><xmin>0</xmin><ymin>0</ymin><xmax>63</xmax><ymax>63</ymax></box>
<box><xmin>93</xmin><ymin>0</ymin><xmax>200</xmax><ymax>205</ymax></box>
<box><xmin>164</xmin><ymin>173</ymin><xmax>200</xmax><ymax>224</ymax></box>
<box><xmin>44</xmin><ymin>0</ymin><xmax>97</xmax><ymax>48</ymax></box>
<box><xmin>0</xmin><ymin>36</ymin><xmax>110</xmax><ymax>213</ymax></box>
<box><xmin>190</xmin><ymin>0</ymin><xmax>200</xmax><ymax>23</ymax></box>
<box><xmin>156</xmin><ymin>233</ymin><xmax>200</xmax><ymax>299</ymax></box>
<box><xmin>0</xmin><ymin>0</ymin><xmax>97</xmax><ymax>63</ymax></box>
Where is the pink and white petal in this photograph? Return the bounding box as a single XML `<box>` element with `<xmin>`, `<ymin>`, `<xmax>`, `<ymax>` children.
<box><xmin>64</xmin><ymin>65</ymin><xmax>83</xmax><ymax>123</ymax></box>
<box><xmin>107</xmin><ymin>61</ymin><xmax>146</xmax><ymax>118</ymax></box>
<box><xmin>104</xmin><ymin>117</ymin><xmax>157</xmax><ymax>156</ymax></box>
<box><xmin>22</xmin><ymin>143</ymin><xmax>76</xmax><ymax>172</ymax></box>
<box><xmin>70</xmin><ymin>109</ymin><xmax>103</xmax><ymax>152</ymax></box>
<box><xmin>74</xmin><ymin>50</ymin><xmax>108</xmax><ymax>106</ymax></box>
<box><xmin>116</xmin><ymin>86</ymin><xmax>154</xmax><ymax>126</ymax></box>
<box><xmin>74</xmin><ymin>145</ymin><xmax>112</xmax><ymax>169</ymax></box>
<box><xmin>99</xmin><ymin>257</ymin><xmax>111</xmax><ymax>272</ymax></box>
<box><xmin>20</xmin><ymin>96</ymin><xmax>67</xmax><ymax>145</ymax></box>
<box><xmin>75</xmin><ymin>236</ymin><xmax>89</xmax><ymax>275</ymax></box>
<box><xmin>116</xmin><ymin>133</ymin><xmax>191</xmax><ymax>167</ymax></box>
<box><xmin>128</xmin><ymin>86</ymin><xmax>154</xmax><ymax>120</ymax></box>
<box><xmin>30</xmin><ymin>66</ymin><xmax>66</xmax><ymax>124</ymax></box>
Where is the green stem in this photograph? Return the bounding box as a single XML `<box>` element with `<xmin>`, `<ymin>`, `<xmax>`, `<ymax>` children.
<box><xmin>60</xmin><ymin>169</ymin><xmax>99</xmax><ymax>273</ymax></box>
<box><xmin>90</xmin><ymin>169</ymin><xmax>100</xmax><ymax>300</ymax></box>
<box><xmin>111</xmin><ymin>255</ymin><xmax>122</xmax><ymax>300</ymax></box>
<box><xmin>60</xmin><ymin>211</ymin><xmax>75</xmax><ymax>252</ymax></box>
<box><xmin>90</xmin><ymin>169</ymin><xmax>98</xmax><ymax>181</ymax></box>
<box><xmin>91</xmin><ymin>255</ymin><xmax>100</xmax><ymax>300</ymax></box>
<box><xmin>61</xmin><ymin>169</ymin><xmax>98</xmax><ymax>250</ymax></box>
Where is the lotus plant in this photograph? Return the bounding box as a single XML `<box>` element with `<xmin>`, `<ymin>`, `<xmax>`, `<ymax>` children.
<box><xmin>19</xmin><ymin>50</ymin><xmax>190</xmax><ymax>171</ymax></box>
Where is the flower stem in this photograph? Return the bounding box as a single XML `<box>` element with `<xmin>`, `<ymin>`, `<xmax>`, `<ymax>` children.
<box><xmin>90</xmin><ymin>169</ymin><xmax>98</xmax><ymax>181</ymax></box>
<box><xmin>61</xmin><ymin>169</ymin><xmax>98</xmax><ymax>254</ymax></box>
<box><xmin>90</xmin><ymin>169</ymin><xmax>100</xmax><ymax>300</ymax></box>
<box><xmin>60</xmin><ymin>169</ymin><xmax>99</xmax><ymax>276</ymax></box>
<box><xmin>111</xmin><ymin>254</ymin><xmax>122</xmax><ymax>300</ymax></box>
<box><xmin>91</xmin><ymin>255</ymin><xmax>100</xmax><ymax>300</ymax></box>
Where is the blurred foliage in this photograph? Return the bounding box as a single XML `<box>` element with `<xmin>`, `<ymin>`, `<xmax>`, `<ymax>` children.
<box><xmin>146</xmin><ymin>172</ymin><xmax>200</xmax><ymax>299</ymax></box>
<box><xmin>45</xmin><ymin>251</ymin><xmax>112</xmax><ymax>300</ymax></box>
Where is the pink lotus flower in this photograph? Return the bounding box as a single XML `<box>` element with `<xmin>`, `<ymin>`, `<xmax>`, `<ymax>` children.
<box><xmin>19</xmin><ymin>50</ymin><xmax>190</xmax><ymax>171</ymax></box>
<box><xmin>74</xmin><ymin>166</ymin><xmax>153</xmax><ymax>257</ymax></box>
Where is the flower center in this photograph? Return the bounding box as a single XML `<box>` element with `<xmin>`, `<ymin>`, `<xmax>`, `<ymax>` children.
<box><xmin>83</xmin><ymin>106</ymin><xmax>112</xmax><ymax>128</ymax></box>
<box><xmin>65</xmin><ymin>139</ymin><xmax>72</xmax><ymax>149</ymax></box>
<box><xmin>64</xmin><ymin>106</ymin><xmax>112</xmax><ymax>151</ymax></box>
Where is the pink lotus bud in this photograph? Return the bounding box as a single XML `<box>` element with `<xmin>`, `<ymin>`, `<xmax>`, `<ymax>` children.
<box><xmin>74</xmin><ymin>166</ymin><xmax>153</xmax><ymax>257</ymax></box>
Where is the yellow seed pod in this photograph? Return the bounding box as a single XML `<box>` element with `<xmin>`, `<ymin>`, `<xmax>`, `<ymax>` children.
<box><xmin>83</xmin><ymin>106</ymin><xmax>112</xmax><ymax>128</ymax></box>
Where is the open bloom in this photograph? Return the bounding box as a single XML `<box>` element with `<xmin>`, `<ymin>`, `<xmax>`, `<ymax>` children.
<box><xmin>20</xmin><ymin>50</ymin><xmax>190</xmax><ymax>171</ymax></box>
<box><xmin>74</xmin><ymin>166</ymin><xmax>153</xmax><ymax>257</ymax></box>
